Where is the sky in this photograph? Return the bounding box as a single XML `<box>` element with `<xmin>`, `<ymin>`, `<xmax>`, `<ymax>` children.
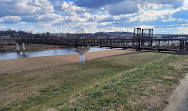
<box><xmin>0</xmin><ymin>0</ymin><xmax>188</xmax><ymax>34</ymax></box>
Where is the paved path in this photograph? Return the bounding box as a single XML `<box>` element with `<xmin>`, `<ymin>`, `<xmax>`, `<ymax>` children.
<box><xmin>0</xmin><ymin>49</ymin><xmax>135</xmax><ymax>75</ymax></box>
<box><xmin>177</xmin><ymin>89</ymin><xmax>188</xmax><ymax>111</ymax></box>
<box><xmin>164</xmin><ymin>73</ymin><xmax>188</xmax><ymax>111</ymax></box>
<box><xmin>176</xmin><ymin>73</ymin><xmax>188</xmax><ymax>111</ymax></box>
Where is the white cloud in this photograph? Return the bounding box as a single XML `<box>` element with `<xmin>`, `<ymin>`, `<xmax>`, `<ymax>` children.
<box><xmin>155</xmin><ymin>26</ymin><xmax>188</xmax><ymax>34</ymax></box>
<box><xmin>106</xmin><ymin>1</ymin><xmax>139</xmax><ymax>15</ymax></box>
<box><xmin>0</xmin><ymin>26</ymin><xmax>6</xmax><ymax>30</ymax></box>
<box><xmin>138</xmin><ymin>25</ymin><xmax>154</xmax><ymax>29</ymax></box>
<box><xmin>54</xmin><ymin>1</ymin><xmax>94</xmax><ymax>26</ymax></box>
<box><xmin>0</xmin><ymin>0</ymin><xmax>54</xmax><ymax>17</ymax></box>
<box><xmin>55</xmin><ymin>1</ymin><xmax>87</xmax><ymax>16</ymax></box>
<box><xmin>141</xmin><ymin>0</ymin><xmax>183</xmax><ymax>8</ymax></box>
<box><xmin>0</xmin><ymin>16</ymin><xmax>21</xmax><ymax>24</ymax></box>
<box><xmin>130</xmin><ymin>8</ymin><xmax>178</xmax><ymax>22</ymax></box>
<box><xmin>182</xmin><ymin>0</ymin><xmax>188</xmax><ymax>10</ymax></box>
<box><xmin>21</xmin><ymin>13</ymin><xmax>63</xmax><ymax>24</ymax></box>
<box><xmin>0</xmin><ymin>0</ymin><xmax>187</xmax><ymax>34</ymax></box>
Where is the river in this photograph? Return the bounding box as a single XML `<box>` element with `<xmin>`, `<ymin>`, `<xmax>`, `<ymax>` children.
<box><xmin>0</xmin><ymin>47</ymin><xmax>111</xmax><ymax>61</ymax></box>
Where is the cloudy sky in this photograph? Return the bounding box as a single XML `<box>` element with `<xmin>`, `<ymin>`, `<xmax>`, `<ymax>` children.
<box><xmin>0</xmin><ymin>0</ymin><xmax>188</xmax><ymax>34</ymax></box>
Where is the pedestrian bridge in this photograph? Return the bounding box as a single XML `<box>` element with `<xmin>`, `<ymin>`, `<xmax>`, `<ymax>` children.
<box><xmin>1</xmin><ymin>28</ymin><xmax>188</xmax><ymax>60</ymax></box>
<box><xmin>15</xmin><ymin>37</ymin><xmax>188</xmax><ymax>52</ymax></box>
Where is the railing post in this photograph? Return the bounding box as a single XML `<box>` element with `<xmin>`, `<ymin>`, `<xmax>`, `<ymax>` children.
<box><xmin>137</xmin><ymin>36</ymin><xmax>141</xmax><ymax>51</ymax></box>
<box><xmin>110</xmin><ymin>39</ymin><xmax>112</xmax><ymax>47</ymax></box>
<box><xmin>158</xmin><ymin>40</ymin><xmax>160</xmax><ymax>52</ymax></box>
<box><xmin>75</xmin><ymin>39</ymin><xmax>78</xmax><ymax>48</ymax></box>
<box><xmin>100</xmin><ymin>39</ymin><xmax>102</xmax><ymax>47</ymax></box>
<box><xmin>141</xmin><ymin>29</ymin><xmax>144</xmax><ymax>46</ymax></box>
<box><xmin>179</xmin><ymin>40</ymin><xmax>185</xmax><ymax>51</ymax></box>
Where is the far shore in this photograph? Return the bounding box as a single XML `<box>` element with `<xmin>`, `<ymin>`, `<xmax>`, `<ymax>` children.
<box><xmin>0</xmin><ymin>44</ymin><xmax>67</xmax><ymax>53</ymax></box>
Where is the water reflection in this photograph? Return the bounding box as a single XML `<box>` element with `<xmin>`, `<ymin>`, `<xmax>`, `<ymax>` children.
<box><xmin>0</xmin><ymin>47</ymin><xmax>110</xmax><ymax>60</ymax></box>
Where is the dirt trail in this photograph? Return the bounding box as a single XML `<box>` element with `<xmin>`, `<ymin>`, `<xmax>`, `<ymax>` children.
<box><xmin>0</xmin><ymin>49</ymin><xmax>135</xmax><ymax>75</ymax></box>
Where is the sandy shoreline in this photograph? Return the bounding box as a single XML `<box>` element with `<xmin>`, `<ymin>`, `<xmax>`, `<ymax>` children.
<box><xmin>0</xmin><ymin>49</ymin><xmax>135</xmax><ymax>75</ymax></box>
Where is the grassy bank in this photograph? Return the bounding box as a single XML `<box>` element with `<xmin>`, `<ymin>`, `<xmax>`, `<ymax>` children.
<box><xmin>0</xmin><ymin>52</ymin><xmax>187</xmax><ymax>111</ymax></box>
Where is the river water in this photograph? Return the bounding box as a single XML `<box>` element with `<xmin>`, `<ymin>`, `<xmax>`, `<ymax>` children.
<box><xmin>0</xmin><ymin>47</ymin><xmax>111</xmax><ymax>61</ymax></box>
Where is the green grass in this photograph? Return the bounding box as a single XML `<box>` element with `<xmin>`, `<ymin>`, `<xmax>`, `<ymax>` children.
<box><xmin>0</xmin><ymin>52</ymin><xmax>187</xmax><ymax>111</ymax></box>
<box><xmin>59</xmin><ymin>55</ymin><xmax>188</xmax><ymax>111</ymax></box>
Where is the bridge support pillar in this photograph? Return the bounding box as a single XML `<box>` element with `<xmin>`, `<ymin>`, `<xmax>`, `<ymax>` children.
<box><xmin>80</xmin><ymin>54</ymin><xmax>85</xmax><ymax>63</ymax></box>
<box><xmin>22</xmin><ymin>43</ymin><xmax>26</xmax><ymax>51</ymax></box>
<box><xmin>73</xmin><ymin>46</ymin><xmax>90</xmax><ymax>63</ymax></box>
<box><xmin>15</xmin><ymin>43</ymin><xmax>20</xmax><ymax>52</ymax></box>
<box><xmin>15</xmin><ymin>42</ymin><xmax>26</xmax><ymax>52</ymax></box>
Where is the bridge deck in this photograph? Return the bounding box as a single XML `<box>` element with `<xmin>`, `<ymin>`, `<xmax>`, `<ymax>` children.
<box><xmin>1</xmin><ymin>37</ymin><xmax>188</xmax><ymax>52</ymax></box>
